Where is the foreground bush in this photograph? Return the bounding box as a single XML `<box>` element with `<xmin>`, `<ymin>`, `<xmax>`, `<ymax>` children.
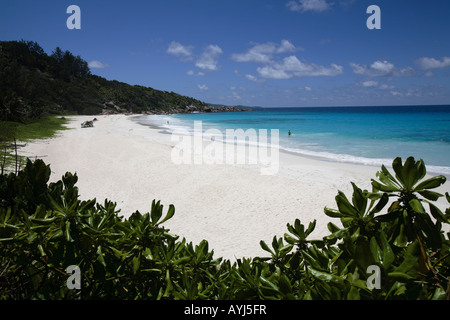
<box><xmin>0</xmin><ymin>157</ymin><xmax>449</xmax><ymax>299</ymax></box>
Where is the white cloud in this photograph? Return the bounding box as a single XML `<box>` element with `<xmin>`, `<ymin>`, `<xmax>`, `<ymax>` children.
<box><xmin>195</xmin><ymin>45</ymin><xmax>223</xmax><ymax>71</ymax></box>
<box><xmin>277</xmin><ymin>40</ymin><xmax>298</xmax><ymax>53</ymax></box>
<box><xmin>231</xmin><ymin>40</ymin><xmax>299</xmax><ymax>63</ymax></box>
<box><xmin>245</xmin><ymin>74</ymin><xmax>259</xmax><ymax>82</ymax></box>
<box><xmin>360</xmin><ymin>81</ymin><xmax>396</xmax><ymax>91</ymax></box>
<box><xmin>197</xmin><ymin>84</ymin><xmax>209</xmax><ymax>90</ymax></box>
<box><xmin>350</xmin><ymin>60</ymin><xmax>415</xmax><ymax>77</ymax></box>
<box><xmin>88</xmin><ymin>60</ymin><xmax>108</xmax><ymax>69</ymax></box>
<box><xmin>257</xmin><ymin>56</ymin><xmax>343</xmax><ymax>79</ymax></box>
<box><xmin>379</xmin><ymin>84</ymin><xmax>394</xmax><ymax>90</ymax></box>
<box><xmin>396</xmin><ymin>66</ymin><xmax>416</xmax><ymax>77</ymax></box>
<box><xmin>257</xmin><ymin>66</ymin><xmax>291</xmax><ymax>79</ymax></box>
<box><xmin>286</xmin><ymin>0</ymin><xmax>331</xmax><ymax>13</ymax></box>
<box><xmin>370</xmin><ymin>60</ymin><xmax>395</xmax><ymax>76</ymax></box>
<box><xmin>233</xmin><ymin>41</ymin><xmax>339</xmax><ymax>80</ymax></box>
<box><xmin>349</xmin><ymin>62</ymin><xmax>368</xmax><ymax>75</ymax></box>
<box><xmin>232</xmin><ymin>43</ymin><xmax>274</xmax><ymax>63</ymax></box>
<box><xmin>233</xmin><ymin>41</ymin><xmax>340</xmax><ymax>81</ymax></box>
<box><xmin>167</xmin><ymin>41</ymin><xmax>193</xmax><ymax>60</ymax></box>
<box><xmin>415</xmin><ymin>56</ymin><xmax>450</xmax><ymax>70</ymax></box>
<box><xmin>406</xmin><ymin>89</ymin><xmax>421</xmax><ymax>97</ymax></box>
<box><xmin>361</xmin><ymin>80</ymin><xmax>378</xmax><ymax>88</ymax></box>
<box><xmin>187</xmin><ymin>70</ymin><xmax>205</xmax><ymax>76</ymax></box>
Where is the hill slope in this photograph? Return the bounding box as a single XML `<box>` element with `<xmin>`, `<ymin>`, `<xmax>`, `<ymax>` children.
<box><xmin>0</xmin><ymin>40</ymin><xmax>217</xmax><ymax>121</ymax></box>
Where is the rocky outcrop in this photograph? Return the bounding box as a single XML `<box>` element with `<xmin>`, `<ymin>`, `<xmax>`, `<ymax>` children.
<box><xmin>100</xmin><ymin>100</ymin><xmax>252</xmax><ymax>116</ymax></box>
<box><xmin>102</xmin><ymin>101</ymin><xmax>129</xmax><ymax>115</ymax></box>
<box><xmin>142</xmin><ymin>105</ymin><xmax>252</xmax><ymax>115</ymax></box>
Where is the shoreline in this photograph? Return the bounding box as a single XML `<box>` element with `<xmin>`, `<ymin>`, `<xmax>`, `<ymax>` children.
<box><xmin>134</xmin><ymin>113</ymin><xmax>450</xmax><ymax>178</ymax></box>
<box><xmin>19</xmin><ymin>114</ymin><xmax>450</xmax><ymax>260</ymax></box>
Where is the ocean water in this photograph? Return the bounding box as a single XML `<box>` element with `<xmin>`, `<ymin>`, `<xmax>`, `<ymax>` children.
<box><xmin>138</xmin><ymin>105</ymin><xmax>450</xmax><ymax>176</ymax></box>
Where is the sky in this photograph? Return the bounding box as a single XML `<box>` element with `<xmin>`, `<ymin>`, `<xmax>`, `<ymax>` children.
<box><xmin>1</xmin><ymin>0</ymin><xmax>450</xmax><ymax>108</ymax></box>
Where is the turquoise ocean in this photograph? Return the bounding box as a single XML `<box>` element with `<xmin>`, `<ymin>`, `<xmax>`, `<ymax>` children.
<box><xmin>138</xmin><ymin>105</ymin><xmax>450</xmax><ymax>176</ymax></box>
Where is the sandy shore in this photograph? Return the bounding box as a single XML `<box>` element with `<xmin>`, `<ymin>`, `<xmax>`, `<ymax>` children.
<box><xmin>19</xmin><ymin>115</ymin><xmax>450</xmax><ymax>260</ymax></box>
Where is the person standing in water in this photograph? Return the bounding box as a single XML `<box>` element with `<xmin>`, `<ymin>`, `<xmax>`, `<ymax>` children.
<box><xmin>288</xmin><ymin>130</ymin><xmax>291</xmax><ymax>136</ymax></box>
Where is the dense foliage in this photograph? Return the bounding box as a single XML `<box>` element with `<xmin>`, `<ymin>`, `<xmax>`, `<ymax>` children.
<box><xmin>0</xmin><ymin>157</ymin><xmax>449</xmax><ymax>299</ymax></box>
<box><xmin>0</xmin><ymin>40</ymin><xmax>208</xmax><ymax>121</ymax></box>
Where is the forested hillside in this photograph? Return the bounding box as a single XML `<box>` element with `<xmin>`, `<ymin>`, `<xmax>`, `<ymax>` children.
<box><xmin>0</xmin><ymin>40</ymin><xmax>210</xmax><ymax>121</ymax></box>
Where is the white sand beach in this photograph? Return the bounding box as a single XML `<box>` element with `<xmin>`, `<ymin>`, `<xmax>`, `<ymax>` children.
<box><xmin>19</xmin><ymin>115</ymin><xmax>450</xmax><ymax>260</ymax></box>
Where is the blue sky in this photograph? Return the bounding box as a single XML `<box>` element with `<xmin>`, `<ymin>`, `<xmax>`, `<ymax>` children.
<box><xmin>1</xmin><ymin>0</ymin><xmax>450</xmax><ymax>107</ymax></box>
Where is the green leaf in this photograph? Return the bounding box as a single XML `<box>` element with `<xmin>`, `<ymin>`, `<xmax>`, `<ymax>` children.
<box><xmin>370</xmin><ymin>233</ymin><xmax>394</xmax><ymax>269</ymax></box>
<box><xmin>308</xmin><ymin>267</ymin><xmax>344</xmax><ymax>287</ymax></box>
<box><xmin>327</xmin><ymin>222</ymin><xmax>341</xmax><ymax>233</ymax></box>
<box><xmin>371</xmin><ymin>179</ymin><xmax>398</xmax><ymax>193</ymax></box>
<box><xmin>158</xmin><ymin>204</ymin><xmax>175</xmax><ymax>225</ymax></box>
<box><xmin>392</xmin><ymin>157</ymin><xmax>406</xmax><ymax>187</ymax></box>
<box><xmin>370</xmin><ymin>237</ymin><xmax>382</xmax><ymax>265</ymax></box>
<box><xmin>379</xmin><ymin>232</ymin><xmax>394</xmax><ymax>269</ymax></box>
<box><xmin>414</xmin><ymin>159</ymin><xmax>427</xmax><ymax>186</ymax></box>
<box><xmin>278</xmin><ymin>274</ymin><xmax>292</xmax><ymax>295</ymax></box>
<box><xmin>97</xmin><ymin>246</ymin><xmax>106</xmax><ymax>267</ymax></box>
<box><xmin>380</xmin><ymin>164</ymin><xmax>400</xmax><ymax>187</ymax></box>
<box><xmin>305</xmin><ymin>220</ymin><xmax>316</xmax><ymax>237</ymax></box>
<box><xmin>109</xmin><ymin>246</ymin><xmax>126</xmax><ymax>260</ymax></box>
<box><xmin>391</xmin><ymin>241</ymin><xmax>419</xmax><ymax>278</ymax></box>
<box><xmin>150</xmin><ymin>200</ymin><xmax>163</xmax><ymax>224</ymax></box>
<box><xmin>417</xmin><ymin>190</ymin><xmax>443</xmax><ymax>201</ymax></box>
<box><xmin>259</xmin><ymin>276</ymin><xmax>280</xmax><ymax>294</ymax></box>
<box><xmin>163</xmin><ymin>269</ymin><xmax>173</xmax><ymax>297</ymax></box>
<box><xmin>427</xmin><ymin>202</ymin><xmax>448</xmax><ymax>223</ymax></box>
<box><xmin>432</xmin><ymin>287</ymin><xmax>447</xmax><ymax>300</ymax></box>
<box><xmin>393</xmin><ymin>224</ymin><xmax>408</xmax><ymax>247</ymax></box>
<box><xmin>280</xmin><ymin>243</ymin><xmax>293</xmax><ymax>256</ymax></box>
<box><xmin>303</xmin><ymin>251</ymin><xmax>325</xmax><ymax>271</ymax></box>
<box><xmin>324</xmin><ymin>207</ymin><xmax>344</xmax><ymax>218</ymax></box>
<box><xmin>415</xmin><ymin>175</ymin><xmax>446</xmax><ymax>191</ymax></box>
<box><xmin>335</xmin><ymin>191</ymin><xmax>358</xmax><ymax>217</ymax></box>
<box><xmin>351</xmin><ymin>182</ymin><xmax>367</xmax><ymax>215</ymax></box>
<box><xmin>284</xmin><ymin>233</ymin><xmax>297</xmax><ymax>244</ymax></box>
<box><xmin>409</xmin><ymin>199</ymin><xmax>425</xmax><ymax>214</ymax></box>
<box><xmin>132</xmin><ymin>255</ymin><xmax>140</xmax><ymax>275</ymax></box>
<box><xmin>402</xmin><ymin>157</ymin><xmax>418</xmax><ymax>191</ymax></box>
<box><xmin>294</xmin><ymin>219</ymin><xmax>304</xmax><ymax>236</ymax></box>
<box><xmin>387</xmin><ymin>272</ymin><xmax>415</xmax><ymax>281</ymax></box>
<box><xmin>65</xmin><ymin>221</ymin><xmax>73</xmax><ymax>242</ymax></box>
<box><xmin>272</xmin><ymin>236</ymin><xmax>280</xmax><ymax>251</ymax></box>
<box><xmin>347</xmin><ymin>286</ymin><xmax>360</xmax><ymax>300</ymax></box>
<box><xmin>369</xmin><ymin>193</ymin><xmax>389</xmax><ymax>215</ymax></box>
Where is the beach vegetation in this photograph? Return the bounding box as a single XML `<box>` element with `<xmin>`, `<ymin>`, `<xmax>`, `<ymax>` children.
<box><xmin>0</xmin><ymin>157</ymin><xmax>449</xmax><ymax>299</ymax></box>
<box><xmin>0</xmin><ymin>115</ymin><xmax>69</xmax><ymax>174</ymax></box>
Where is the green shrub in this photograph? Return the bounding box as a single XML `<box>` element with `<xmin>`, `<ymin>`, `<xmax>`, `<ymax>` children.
<box><xmin>0</xmin><ymin>157</ymin><xmax>449</xmax><ymax>299</ymax></box>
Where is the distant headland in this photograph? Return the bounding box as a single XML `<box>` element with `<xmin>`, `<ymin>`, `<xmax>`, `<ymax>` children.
<box><xmin>0</xmin><ymin>40</ymin><xmax>252</xmax><ymax>122</ymax></box>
